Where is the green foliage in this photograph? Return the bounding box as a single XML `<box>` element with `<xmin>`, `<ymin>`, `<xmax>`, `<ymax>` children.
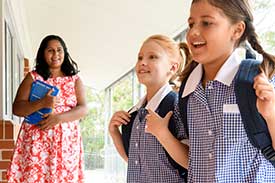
<box><xmin>254</xmin><ymin>0</ymin><xmax>272</xmax><ymax>9</ymax></box>
<box><xmin>112</xmin><ymin>74</ymin><xmax>134</xmax><ymax>112</ymax></box>
<box><xmin>80</xmin><ymin>87</ymin><xmax>105</xmax><ymax>170</ymax></box>
<box><xmin>260</xmin><ymin>31</ymin><xmax>275</xmax><ymax>53</ymax></box>
<box><xmin>80</xmin><ymin>73</ymin><xmax>138</xmax><ymax>170</ymax></box>
<box><xmin>253</xmin><ymin>0</ymin><xmax>275</xmax><ymax>54</ymax></box>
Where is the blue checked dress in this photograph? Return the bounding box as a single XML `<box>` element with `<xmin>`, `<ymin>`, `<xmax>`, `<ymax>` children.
<box><xmin>127</xmin><ymin>109</ymin><xmax>185</xmax><ymax>183</ymax></box>
<box><xmin>127</xmin><ymin>84</ymin><xmax>186</xmax><ymax>183</ymax></box>
<box><xmin>174</xmin><ymin>58</ymin><xmax>275</xmax><ymax>182</ymax></box>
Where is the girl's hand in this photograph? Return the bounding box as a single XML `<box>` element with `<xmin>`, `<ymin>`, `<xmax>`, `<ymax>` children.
<box><xmin>109</xmin><ymin>111</ymin><xmax>131</xmax><ymax>134</ymax></box>
<box><xmin>38</xmin><ymin>113</ymin><xmax>62</xmax><ymax>130</ymax></box>
<box><xmin>41</xmin><ymin>89</ymin><xmax>56</xmax><ymax>109</ymax></box>
<box><xmin>145</xmin><ymin>109</ymin><xmax>173</xmax><ymax>137</ymax></box>
<box><xmin>254</xmin><ymin>72</ymin><xmax>275</xmax><ymax>122</ymax></box>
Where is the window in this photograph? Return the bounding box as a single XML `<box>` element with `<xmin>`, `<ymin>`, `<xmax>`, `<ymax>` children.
<box><xmin>3</xmin><ymin>21</ymin><xmax>24</xmax><ymax>122</ymax></box>
<box><xmin>4</xmin><ymin>21</ymin><xmax>13</xmax><ymax>118</ymax></box>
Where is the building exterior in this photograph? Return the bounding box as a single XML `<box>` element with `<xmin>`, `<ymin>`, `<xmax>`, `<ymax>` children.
<box><xmin>0</xmin><ymin>0</ymin><xmax>32</xmax><ymax>182</ymax></box>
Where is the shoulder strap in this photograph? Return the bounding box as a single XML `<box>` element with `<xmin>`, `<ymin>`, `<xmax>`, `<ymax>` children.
<box><xmin>235</xmin><ymin>59</ymin><xmax>275</xmax><ymax>166</ymax></box>
<box><xmin>178</xmin><ymin>79</ymin><xmax>190</xmax><ymax>137</ymax></box>
<box><xmin>122</xmin><ymin>91</ymin><xmax>188</xmax><ymax>179</ymax></box>
<box><xmin>121</xmin><ymin>111</ymin><xmax>137</xmax><ymax>157</ymax></box>
<box><xmin>157</xmin><ymin>91</ymin><xmax>188</xmax><ymax>180</ymax></box>
<box><xmin>122</xmin><ymin>91</ymin><xmax>177</xmax><ymax>156</ymax></box>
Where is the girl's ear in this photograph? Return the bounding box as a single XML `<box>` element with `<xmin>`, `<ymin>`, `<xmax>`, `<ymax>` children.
<box><xmin>170</xmin><ymin>62</ymin><xmax>179</xmax><ymax>74</ymax></box>
<box><xmin>232</xmin><ymin>21</ymin><xmax>245</xmax><ymax>41</ymax></box>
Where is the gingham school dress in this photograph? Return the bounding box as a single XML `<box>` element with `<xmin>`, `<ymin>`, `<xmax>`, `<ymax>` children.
<box><xmin>127</xmin><ymin>84</ymin><xmax>186</xmax><ymax>183</ymax></box>
<box><xmin>7</xmin><ymin>71</ymin><xmax>84</xmax><ymax>183</ymax></box>
<box><xmin>175</xmin><ymin>51</ymin><xmax>275</xmax><ymax>183</ymax></box>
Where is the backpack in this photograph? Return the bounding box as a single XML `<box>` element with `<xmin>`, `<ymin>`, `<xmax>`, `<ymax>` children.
<box><xmin>122</xmin><ymin>91</ymin><xmax>188</xmax><ymax>180</ymax></box>
<box><xmin>178</xmin><ymin>59</ymin><xmax>275</xmax><ymax>168</ymax></box>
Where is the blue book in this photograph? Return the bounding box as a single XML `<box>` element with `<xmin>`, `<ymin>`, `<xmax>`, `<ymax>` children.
<box><xmin>25</xmin><ymin>80</ymin><xmax>59</xmax><ymax>124</ymax></box>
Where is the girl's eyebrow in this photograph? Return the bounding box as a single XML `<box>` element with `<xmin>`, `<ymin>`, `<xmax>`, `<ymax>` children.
<box><xmin>188</xmin><ymin>15</ymin><xmax>215</xmax><ymax>21</ymax></box>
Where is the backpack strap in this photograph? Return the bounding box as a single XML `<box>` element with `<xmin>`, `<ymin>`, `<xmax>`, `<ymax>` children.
<box><xmin>235</xmin><ymin>59</ymin><xmax>275</xmax><ymax>166</ymax></box>
<box><xmin>156</xmin><ymin>91</ymin><xmax>188</xmax><ymax>180</ymax></box>
<box><xmin>178</xmin><ymin>79</ymin><xmax>190</xmax><ymax>137</ymax></box>
<box><xmin>122</xmin><ymin>111</ymin><xmax>137</xmax><ymax>157</ymax></box>
<box><xmin>122</xmin><ymin>91</ymin><xmax>188</xmax><ymax>180</ymax></box>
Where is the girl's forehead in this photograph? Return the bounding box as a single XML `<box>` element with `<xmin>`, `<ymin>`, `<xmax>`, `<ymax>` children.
<box><xmin>140</xmin><ymin>40</ymin><xmax>165</xmax><ymax>53</ymax></box>
<box><xmin>189</xmin><ymin>0</ymin><xmax>225</xmax><ymax>19</ymax></box>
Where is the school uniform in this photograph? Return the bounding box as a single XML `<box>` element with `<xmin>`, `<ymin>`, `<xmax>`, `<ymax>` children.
<box><xmin>125</xmin><ymin>83</ymin><xmax>186</xmax><ymax>183</ymax></box>
<box><xmin>174</xmin><ymin>51</ymin><xmax>275</xmax><ymax>182</ymax></box>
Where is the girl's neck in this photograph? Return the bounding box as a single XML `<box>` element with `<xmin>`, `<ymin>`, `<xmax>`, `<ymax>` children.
<box><xmin>146</xmin><ymin>83</ymin><xmax>164</xmax><ymax>101</ymax></box>
<box><xmin>202</xmin><ymin>66</ymin><xmax>219</xmax><ymax>87</ymax></box>
<box><xmin>202</xmin><ymin>51</ymin><xmax>233</xmax><ymax>87</ymax></box>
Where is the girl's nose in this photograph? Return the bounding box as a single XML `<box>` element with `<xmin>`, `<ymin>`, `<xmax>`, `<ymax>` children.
<box><xmin>139</xmin><ymin>58</ymin><xmax>147</xmax><ymax>66</ymax></box>
<box><xmin>188</xmin><ymin>26</ymin><xmax>200</xmax><ymax>37</ymax></box>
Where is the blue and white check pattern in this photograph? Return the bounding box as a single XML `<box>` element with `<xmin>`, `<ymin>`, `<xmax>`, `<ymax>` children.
<box><xmin>174</xmin><ymin>77</ymin><xmax>275</xmax><ymax>183</ymax></box>
<box><xmin>127</xmin><ymin>107</ymin><xmax>186</xmax><ymax>183</ymax></box>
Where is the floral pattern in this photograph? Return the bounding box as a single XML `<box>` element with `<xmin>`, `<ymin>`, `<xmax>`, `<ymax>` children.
<box><xmin>7</xmin><ymin>71</ymin><xmax>84</xmax><ymax>183</ymax></box>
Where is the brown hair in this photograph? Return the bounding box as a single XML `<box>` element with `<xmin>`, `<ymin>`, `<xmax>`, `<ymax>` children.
<box><xmin>188</xmin><ymin>0</ymin><xmax>275</xmax><ymax>79</ymax></box>
<box><xmin>143</xmin><ymin>35</ymin><xmax>191</xmax><ymax>86</ymax></box>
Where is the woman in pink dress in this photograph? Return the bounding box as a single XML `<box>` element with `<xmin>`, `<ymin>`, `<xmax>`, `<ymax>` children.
<box><xmin>7</xmin><ymin>35</ymin><xmax>88</xmax><ymax>183</ymax></box>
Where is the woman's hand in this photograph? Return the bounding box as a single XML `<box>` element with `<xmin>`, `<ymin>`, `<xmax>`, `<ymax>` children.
<box><xmin>38</xmin><ymin>113</ymin><xmax>62</xmax><ymax>130</ymax></box>
<box><xmin>109</xmin><ymin>111</ymin><xmax>131</xmax><ymax>134</ymax></box>
<box><xmin>145</xmin><ymin>109</ymin><xmax>173</xmax><ymax>138</ymax></box>
<box><xmin>41</xmin><ymin>89</ymin><xmax>57</xmax><ymax>109</ymax></box>
<box><xmin>254</xmin><ymin>72</ymin><xmax>275</xmax><ymax>122</ymax></box>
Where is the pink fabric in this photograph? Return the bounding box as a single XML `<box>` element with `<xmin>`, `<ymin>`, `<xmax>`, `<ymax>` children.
<box><xmin>7</xmin><ymin>71</ymin><xmax>84</xmax><ymax>183</ymax></box>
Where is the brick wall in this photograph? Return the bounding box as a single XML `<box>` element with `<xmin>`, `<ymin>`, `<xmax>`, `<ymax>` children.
<box><xmin>0</xmin><ymin>120</ymin><xmax>15</xmax><ymax>183</ymax></box>
<box><xmin>0</xmin><ymin>58</ymin><xmax>30</xmax><ymax>182</ymax></box>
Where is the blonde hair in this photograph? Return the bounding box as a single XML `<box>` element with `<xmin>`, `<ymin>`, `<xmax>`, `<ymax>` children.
<box><xmin>143</xmin><ymin>35</ymin><xmax>191</xmax><ymax>87</ymax></box>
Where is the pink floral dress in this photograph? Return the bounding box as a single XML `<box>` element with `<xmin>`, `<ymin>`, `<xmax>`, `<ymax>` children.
<box><xmin>7</xmin><ymin>71</ymin><xmax>84</xmax><ymax>183</ymax></box>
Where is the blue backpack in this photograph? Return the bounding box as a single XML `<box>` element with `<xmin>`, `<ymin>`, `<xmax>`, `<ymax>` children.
<box><xmin>178</xmin><ymin>59</ymin><xmax>275</xmax><ymax>167</ymax></box>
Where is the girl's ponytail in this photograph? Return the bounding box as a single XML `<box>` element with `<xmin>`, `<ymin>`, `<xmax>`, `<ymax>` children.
<box><xmin>245</xmin><ymin>20</ymin><xmax>275</xmax><ymax>78</ymax></box>
<box><xmin>178</xmin><ymin>42</ymin><xmax>197</xmax><ymax>83</ymax></box>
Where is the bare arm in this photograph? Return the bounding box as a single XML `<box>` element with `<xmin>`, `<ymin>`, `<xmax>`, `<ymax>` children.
<box><xmin>254</xmin><ymin>73</ymin><xmax>275</xmax><ymax>149</ymax></box>
<box><xmin>13</xmin><ymin>72</ymin><xmax>55</xmax><ymax>117</ymax></box>
<box><xmin>145</xmin><ymin>109</ymin><xmax>189</xmax><ymax>168</ymax></box>
<box><xmin>108</xmin><ymin>111</ymin><xmax>131</xmax><ymax>162</ymax></box>
<box><xmin>39</xmin><ymin>77</ymin><xmax>88</xmax><ymax>130</ymax></box>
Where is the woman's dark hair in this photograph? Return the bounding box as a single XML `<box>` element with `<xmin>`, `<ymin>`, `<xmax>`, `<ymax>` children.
<box><xmin>35</xmin><ymin>35</ymin><xmax>79</xmax><ymax>80</ymax></box>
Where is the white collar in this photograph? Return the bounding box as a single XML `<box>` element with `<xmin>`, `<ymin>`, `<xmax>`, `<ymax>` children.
<box><xmin>129</xmin><ymin>83</ymin><xmax>173</xmax><ymax>113</ymax></box>
<box><xmin>182</xmin><ymin>50</ymin><xmax>242</xmax><ymax>98</ymax></box>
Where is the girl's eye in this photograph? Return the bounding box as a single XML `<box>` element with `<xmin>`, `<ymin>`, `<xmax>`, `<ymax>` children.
<box><xmin>138</xmin><ymin>56</ymin><xmax>143</xmax><ymax>61</ymax></box>
<box><xmin>149</xmin><ymin>55</ymin><xmax>157</xmax><ymax>59</ymax></box>
<box><xmin>188</xmin><ymin>22</ymin><xmax>194</xmax><ymax>29</ymax></box>
<box><xmin>202</xmin><ymin>21</ymin><xmax>211</xmax><ymax>27</ymax></box>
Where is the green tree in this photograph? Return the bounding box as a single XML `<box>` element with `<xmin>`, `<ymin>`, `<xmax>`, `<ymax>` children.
<box><xmin>81</xmin><ymin>87</ymin><xmax>105</xmax><ymax>169</ymax></box>
<box><xmin>254</xmin><ymin>0</ymin><xmax>275</xmax><ymax>53</ymax></box>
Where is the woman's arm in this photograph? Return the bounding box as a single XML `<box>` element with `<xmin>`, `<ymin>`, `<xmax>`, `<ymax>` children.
<box><xmin>13</xmin><ymin>72</ymin><xmax>55</xmax><ymax>117</ymax></box>
<box><xmin>146</xmin><ymin>109</ymin><xmax>189</xmax><ymax>168</ymax></box>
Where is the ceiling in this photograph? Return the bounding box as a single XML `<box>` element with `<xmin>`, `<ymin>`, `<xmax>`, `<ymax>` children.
<box><xmin>23</xmin><ymin>0</ymin><xmax>191</xmax><ymax>90</ymax></box>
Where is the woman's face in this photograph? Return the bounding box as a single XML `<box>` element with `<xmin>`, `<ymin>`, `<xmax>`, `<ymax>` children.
<box><xmin>44</xmin><ymin>39</ymin><xmax>64</xmax><ymax>69</ymax></box>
